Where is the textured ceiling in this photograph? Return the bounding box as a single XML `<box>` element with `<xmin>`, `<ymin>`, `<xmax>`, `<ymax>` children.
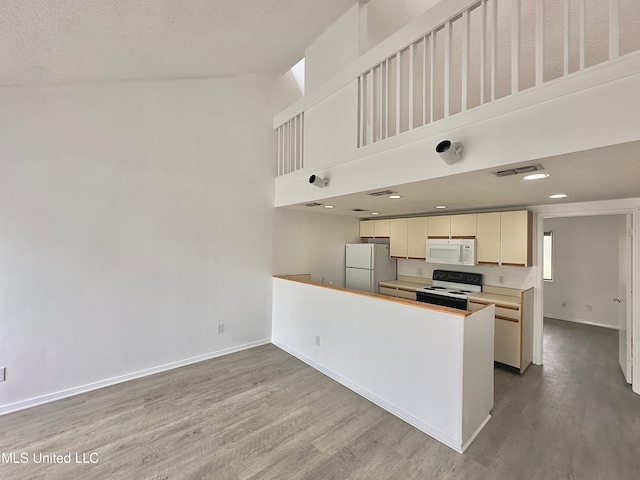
<box><xmin>283</xmin><ymin>142</ymin><xmax>640</xmax><ymax>218</ymax></box>
<box><xmin>0</xmin><ymin>0</ymin><xmax>358</xmax><ymax>86</ymax></box>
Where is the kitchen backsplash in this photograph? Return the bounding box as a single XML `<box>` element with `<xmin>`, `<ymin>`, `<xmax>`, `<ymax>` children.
<box><xmin>397</xmin><ymin>259</ymin><xmax>536</xmax><ymax>290</ymax></box>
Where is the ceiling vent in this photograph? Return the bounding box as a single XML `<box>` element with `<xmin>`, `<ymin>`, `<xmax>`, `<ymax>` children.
<box><xmin>494</xmin><ymin>164</ymin><xmax>544</xmax><ymax>177</ymax></box>
<box><xmin>367</xmin><ymin>190</ymin><xmax>396</xmax><ymax>197</ymax></box>
<box><xmin>304</xmin><ymin>202</ymin><xmax>323</xmax><ymax>207</ymax></box>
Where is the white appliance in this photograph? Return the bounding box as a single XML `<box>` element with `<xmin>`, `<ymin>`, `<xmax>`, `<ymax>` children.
<box><xmin>345</xmin><ymin>244</ymin><xmax>397</xmax><ymax>293</ymax></box>
<box><xmin>426</xmin><ymin>238</ymin><xmax>477</xmax><ymax>266</ymax></box>
<box><xmin>416</xmin><ymin>270</ymin><xmax>483</xmax><ymax>310</ymax></box>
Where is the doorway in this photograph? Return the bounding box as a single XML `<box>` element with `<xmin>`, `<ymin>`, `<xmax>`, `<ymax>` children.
<box><xmin>535</xmin><ymin>209</ymin><xmax>636</xmax><ymax>392</ymax></box>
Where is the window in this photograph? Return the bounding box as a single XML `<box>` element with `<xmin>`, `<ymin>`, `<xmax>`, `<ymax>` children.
<box><xmin>543</xmin><ymin>231</ymin><xmax>553</xmax><ymax>281</ymax></box>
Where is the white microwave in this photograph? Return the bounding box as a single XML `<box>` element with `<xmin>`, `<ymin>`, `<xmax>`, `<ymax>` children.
<box><xmin>426</xmin><ymin>238</ymin><xmax>477</xmax><ymax>266</ymax></box>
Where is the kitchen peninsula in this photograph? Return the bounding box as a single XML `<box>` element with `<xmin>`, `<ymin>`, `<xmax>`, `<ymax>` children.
<box><xmin>271</xmin><ymin>275</ymin><xmax>495</xmax><ymax>453</ymax></box>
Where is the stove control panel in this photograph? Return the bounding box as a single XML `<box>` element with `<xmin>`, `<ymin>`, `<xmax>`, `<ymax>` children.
<box><xmin>432</xmin><ymin>269</ymin><xmax>483</xmax><ymax>286</ymax></box>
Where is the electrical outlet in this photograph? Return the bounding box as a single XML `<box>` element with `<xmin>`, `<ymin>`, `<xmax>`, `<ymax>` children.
<box><xmin>586</xmin><ymin>305</ymin><xmax>593</xmax><ymax>312</ymax></box>
<box><xmin>0</xmin><ymin>367</ymin><xmax>6</xmax><ymax>382</ymax></box>
<box><xmin>217</xmin><ymin>323</ymin><xmax>224</xmax><ymax>334</ymax></box>
<box><xmin>315</xmin><ymin>335</ymin><xmax>321</xmax><ymax>346</ymax></box>
<box><xmin>417</xmin><ymin>267</ymin><xmax>424</xmax><ymax>277</ymax></box>
<box><xmin>498</xmin><ymin>275</ymin><xmax>505</xmax><ymax>284</ymax></box>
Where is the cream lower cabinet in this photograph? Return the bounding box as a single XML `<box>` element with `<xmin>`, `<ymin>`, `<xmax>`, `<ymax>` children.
<box><xmin>469</xmin><ymin>288</ymin><xmax>534</xmax><ymax>374</ymax></box>
<box><xmin>379</xmin><ymin>285</ymin><xmax>417</xmax><ymax>301</ymax></box>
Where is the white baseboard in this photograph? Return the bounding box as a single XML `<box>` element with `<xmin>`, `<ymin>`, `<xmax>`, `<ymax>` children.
<box><xmin>271</xmin><ymin>339</ymin><xmax>464</xmax><ymax>453</ymax></box>
<box><xmin>0</xmin><ymin>339</ymin><xmax>271</xmax><ymax>417</ymax></box>
<box><xmin>544</xmin><ymin>315</ymin><xmax>619</xmax><ymax>330</ymax></box>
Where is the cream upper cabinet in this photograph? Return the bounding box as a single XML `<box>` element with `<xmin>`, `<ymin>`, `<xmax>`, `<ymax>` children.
<box><xmin>374</xmin><ymin>219</ymin><xmax>391</xmax><ymax>238</ymax></box>
<box><xmin>390</xmin><ymin>218</ymin><xmax>408</xmax><ymax>258</ymax></box>
<box><xmin>427</xmin><ymin>215</ymin><xmax>450</xmax><ymax>238</ymax></box>
<box><xmin>407</xmin><ymin>217</ymin><xmax>428</xmax><ymax>259</ymax></box>
<box><xmin>450</xmin><ymin>214</ymin><xmax>477</xmax><ymax>237</ymax></box>
<box><xmin>500</xmin><ymin>210</ymin><xmax>532</xmax><ymax>267</ymax></box>
<box><xmin>359</xmin><ymin>219</ymin><xmax>391</xmax><ymax>238</ymax></box>
<box><xmin>476</xmin><ymin>212</ymin><xmax>501</xmax><ymax>265</ymax></box>
<box><xmin>360</xmin><ymin>220</ymin><xmax>375</xmax><ymax>238</ymax></box>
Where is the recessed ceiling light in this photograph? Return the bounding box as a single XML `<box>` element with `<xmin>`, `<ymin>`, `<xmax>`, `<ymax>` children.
<box><xmin>371</xmin><ymin>212</ymin><xmax>380</xmax><ymax>215</ymax></box>
<box><xmin>549</xmin><ymin>193</ymin><xmax>568</xmax><ymax>199</ymax></box>
<box><xmin>435</xmin><ymin>205</ymin><xmax>447</xmax><ymax>209</ymax></box>
<box><xmin>324</xmin><ymin>205</ymin><xmax>335</xmax><ymax>209</ymax></box>
<box><xmin>523</xmin><ymin>173</ymin><xmax>550</xmax><ymax>180</ymax></box>
<box><xmin>388</xmin><ymin>195</ymin><xmax>402</xmax><ymax>199</ymax></box>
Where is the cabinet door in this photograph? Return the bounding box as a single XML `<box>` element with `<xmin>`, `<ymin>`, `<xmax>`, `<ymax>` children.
<box><xmin>427</xmin><ymin>215</ymin><xmax>450</xmax><ymax>238</ymax></box>
<box><xmin>407</xmin><ymin>217</ymin><xmax>427</xmax><ymax>259</ymax></box>
<box><xmin>374</xmin><ymin>219</ymin><xmax>391</xmax><ymax>238</ymax></box>
<box><xmin>390</xmin><ymin>218</ymin><xmax>408</xmax><ymax>258</ymax></box>
<box><xmin>360</xmin><ymin>220</ymin><xmax>375</xmax><ymax>238</ymax></box>
<box><xmin>450</xmin><ymin>214</ymin><xmax>476</xmax><ymax>237</ymax></box>
<box><xmin>501</xmin><ymin>211</ymin><xmax>531</xmax><ymax>266</ymax></box>
<box><xmin>379</xmin><ymin>286</ymin><xmax>399</xmax><ymax>297</ymax></box>
<box><xmin>494</xmin><ymin>318</ymin><xmax>521</xmax><ymax>368</ymax></box>
<box><xmin>476</xmin><ymin>212</ymin><xmax>501</xmax><ymax>265</ymax></box>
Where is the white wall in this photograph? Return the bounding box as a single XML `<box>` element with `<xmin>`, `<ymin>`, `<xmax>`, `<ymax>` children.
<box><xmin>0</xmin><ymin>76</ymin><xmax>276</xmax><ymax>412</ymax></box>
<box><xmin>543</xmin><ymin>215</ymin><xmax>623</xmax><ymax>328</ymax></box>
<box><xmin>272</xmin><ymin>277</ymin><xmax>495</xmax><ymax>452</ymax></box>
<box><xmin>398</xmin><ymin>259</ymin><xmax>536</xmax><ymax>290</ymax></box>
<box><xmin>305</xmin><ymin>3</ymin><xmax>365</xmax><ymax>94</ymax></box>
<box><xmin>365</xmin><ymin>0</ymin><xmax>441</xmax><ymax>51</ymax></box>
<box><xmin>275</xmin><ymin>65</ymin><xmax>640</xmax><ymax>207</ymax></box>
<box><xmin>273</xmin><ymin>208</ymin><xmax>360</xmax><ymax>287</ymax></box>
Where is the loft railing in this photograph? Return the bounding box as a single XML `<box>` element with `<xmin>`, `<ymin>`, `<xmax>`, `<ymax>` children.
<box><xmin>275</xmin><ymin>0</ymin><xmax>640</xmax><ymax>174</ymax></box>
<box><xmin>277</xmin><ymin>112</ymin><xmax>304</xmax><ymax>176</ymax></box>
<box><xmin>358</xmin><ymin>0</ymin><xmax>640</xmax><ymax>147</ymax></box>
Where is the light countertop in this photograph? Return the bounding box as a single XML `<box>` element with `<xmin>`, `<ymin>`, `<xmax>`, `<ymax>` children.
<box><xmin>468</xmin><ymin>292</ymin><xmax>521</xmax><ymax>308</ymax></box>
<box><xmin>379</xmin><ymin>280</ymin><xmax>431</xmax><ymax>291</ymax></box>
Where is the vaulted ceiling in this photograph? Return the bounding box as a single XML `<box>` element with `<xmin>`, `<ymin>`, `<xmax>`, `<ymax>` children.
<box><xmin>0</xmin><ymin>0</ymin><xmax>358</xmax><ymax>86</ymax></box>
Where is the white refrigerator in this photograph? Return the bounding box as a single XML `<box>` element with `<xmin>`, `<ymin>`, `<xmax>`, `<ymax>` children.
<box><xmin>345</xmin><ymin>244</ymin><xmax>397</xmax><ymax>293</ymax></box>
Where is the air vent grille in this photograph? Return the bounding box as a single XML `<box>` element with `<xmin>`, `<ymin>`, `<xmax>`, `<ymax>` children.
<box><xmin>494</xmin><ymin>164</ymin><xmax>544</xmax><ymax>177</ymax></box>
<box><xmin>304</xmin><ymin>202</ymin><xmax>323</xmax><ymax>207</ymax></box>
<box><xmin>367</xmin><ymin>190</ymin><xmax>395</xmax><ymax>197</ymax></box>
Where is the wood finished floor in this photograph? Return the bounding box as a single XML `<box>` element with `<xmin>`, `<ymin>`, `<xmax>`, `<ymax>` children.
<box><xmin>1</xmin><ymin>318</ymin><xmax>639</xmax><ymax>479</ymax></box>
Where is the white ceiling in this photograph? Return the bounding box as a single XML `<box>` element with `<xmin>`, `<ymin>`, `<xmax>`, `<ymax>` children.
<box><xmin>283</xmin><ymin>141</ymin><xmax>640</xmax><ymax>218</ymax></box>
<box><xmin>0</xmin><ymin>0</ymin><xmax>358</xmax><ymax>86</ymax></box>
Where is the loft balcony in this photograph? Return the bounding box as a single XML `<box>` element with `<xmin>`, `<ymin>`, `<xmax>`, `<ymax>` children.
<box><xmin>273</xmin><ymin>0</ymin><xmax>640</xmax><ymax>214</ymax></box>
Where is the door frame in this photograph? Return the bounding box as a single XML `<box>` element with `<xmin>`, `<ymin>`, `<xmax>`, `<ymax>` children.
<box><xmin>532</xmin><ymin>200</ymin><xmax>639</xmax><ymax>395</ymax></box>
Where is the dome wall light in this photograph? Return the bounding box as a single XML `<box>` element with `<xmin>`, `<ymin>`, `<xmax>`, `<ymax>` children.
<box><xmin>435</xmin><ymin>140</ymin><xmax>463</xmax><ymax>165</ymax></box>
<box><xmin>309</xmin><ymin>175</ymin><xmax>328</xmax><ymax>188</ymax></box>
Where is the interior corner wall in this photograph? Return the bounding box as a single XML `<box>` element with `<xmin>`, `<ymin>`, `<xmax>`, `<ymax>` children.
<box><xmin>273</xmin><ymin>209</ymin><xmax>360</xmax><ymax>287</ymax></box>
<box><xmin>365</xmin><ymin>0</ymin><xmax>441</xmax><ymax>51</ymax></box>
<box><xmin>304</xmin><ymin>3</ymin><xmax>362</xmax><ymax>94</ymax></box>
<box><xmin>543</xmin><ymin>215</ymin><xmax>623</xmax><ymax>329</ymax></box>
<box><xmin>0</xmin><ymin>76</ymin><xmax>276</xmax><ymax>412</ymax></box>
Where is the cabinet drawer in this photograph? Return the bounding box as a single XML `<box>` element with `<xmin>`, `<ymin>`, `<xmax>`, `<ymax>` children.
<box><xmin>397</xmin><ymin>289</ymin><xmax>417</xmax><ymax>301</ymax></box>
<box><xmin>469</xmin><ymin>300</ymin><xmax>489</xmax><ymax>312</ymax></box>
<box><xmin>495</xmin><ymin>318</ymin><xmax>521</xmax><ymax>368</ymax></box>
<box><xmin>495</xmin><ymin>305</ymin><xmax>521</xmax><ymax>322</ymax></box>
<box><xmin>379</xmin><ymin>286</ymin><xmax>398</xmax><ymax>297</ymax></box>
